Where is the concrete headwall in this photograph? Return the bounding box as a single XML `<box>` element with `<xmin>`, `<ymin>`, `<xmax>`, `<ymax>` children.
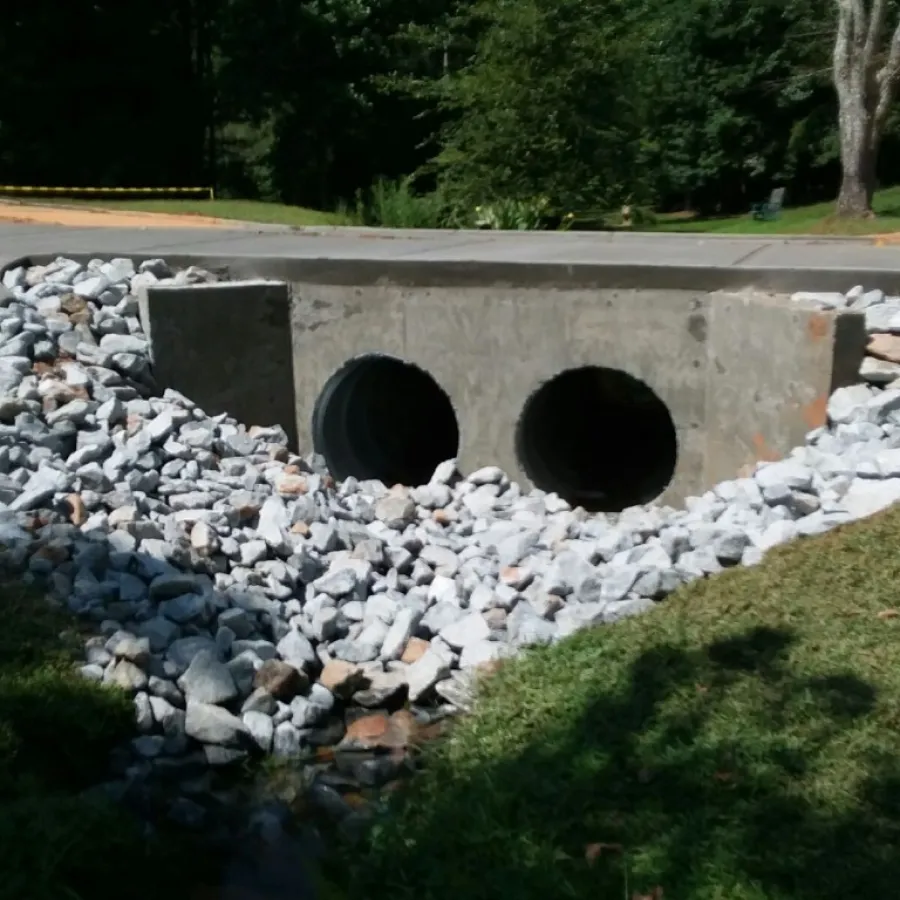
<box><xmin>132</xmin><ymin>259</ymin><xmax>866</xmax><ymax>506</ymax></box>
<box><xmin>286</xmin><ymin>278</ymin><xmax>863</xmax><ymax>504</ymax></box>
<box><xmin>4</xmin><ymin>248</ymin><xmax>873</xmax><ymax>507</ymax></box>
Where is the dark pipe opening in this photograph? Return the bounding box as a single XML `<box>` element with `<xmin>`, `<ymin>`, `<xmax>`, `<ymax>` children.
<box><xmin>515</xmin><ymin>366</ymin><xmax>677</xmax><ymax>512</ymax></box>
<box><xmin>312</xmin><ymin>354</ymin><xmax>460</xmax><ymax>486</ymax></box>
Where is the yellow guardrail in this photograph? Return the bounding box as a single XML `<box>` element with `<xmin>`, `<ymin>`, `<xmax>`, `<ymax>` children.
<box><xmin>0</xmin><ymin>186</ymin><xmax>215</xmax><ymax>200</ymax></box>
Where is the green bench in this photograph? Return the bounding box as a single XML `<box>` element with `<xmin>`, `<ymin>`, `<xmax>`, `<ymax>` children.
<box><xmin>751</xmin><ymin>186</ymin><xmax>785</xmax><ymax>221</ymax></box>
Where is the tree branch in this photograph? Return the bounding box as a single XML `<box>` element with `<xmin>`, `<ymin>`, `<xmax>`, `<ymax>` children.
<box><xmin>873</xmin><ymin>19</ymin><xmax>900</xmax><ymax>140</ymax></box>
<box><xmin>865</xmin><ymin>0</ymin><xmax>887</xmax><ymax>62</ymax></box>
<box><xmin>848</xmin><ymin>0</ymin><xmax>869</xmax><ymax>46</ymax></box>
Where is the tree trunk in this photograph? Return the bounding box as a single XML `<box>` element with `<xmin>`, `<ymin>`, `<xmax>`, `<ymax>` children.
<box><xmin>832</xmin><ymin>0</ymin><xmax>900</xmax><ymax>218</ymax></box>
<box><xmin>836</xmin><ymin>110</ymin><xmax>877</xmax><ymax>216</ymax></box>
<box><xmin>836</xmin><ymin>167</ymin><xmax>873</xmax><ymax>216</ymax></box>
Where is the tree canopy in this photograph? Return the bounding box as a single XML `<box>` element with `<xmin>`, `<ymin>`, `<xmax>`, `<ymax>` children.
<box><xmin>1</xmin><ymin>0</ymin><xmax>898</xmax><ymax>218</ymax></box>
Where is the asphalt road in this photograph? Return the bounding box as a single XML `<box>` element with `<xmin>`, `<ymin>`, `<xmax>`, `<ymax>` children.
<box><xmin>1</xmin><ymin>222</ymin><xmax>899</xmax><ymax>273</ymax></box>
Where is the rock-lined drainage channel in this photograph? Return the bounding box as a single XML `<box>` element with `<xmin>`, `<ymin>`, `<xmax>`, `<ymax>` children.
<box><xmin>2</xmin><ymin>257</ymin><xmax>900</xmax><ymax>896</ymax></box>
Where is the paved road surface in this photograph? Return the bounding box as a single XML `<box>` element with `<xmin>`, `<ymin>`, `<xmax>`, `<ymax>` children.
<box><xmin>1</xmin><ymin>222</ymin><xmax>899</xmax><ymax>273</ymax></box>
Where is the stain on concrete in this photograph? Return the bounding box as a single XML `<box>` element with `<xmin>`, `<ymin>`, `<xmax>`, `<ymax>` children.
<box><xmin>806</xmin><ymin>313</ymin><xmax>829</xmax><ymax>342</ymax></box>
<box><xmin>801</xmin><ymin>393</ymin><xmax>828</xmax><ymax>429</ymax></box>
<box><xmin>751</xmin><ymin>432</ymin><xmax>781</xmax><ymax>463</ymax></box>
<box><xmin>292</xmin><ymin>293</ymin><xmax>346</xmax><ymax>332</ymax></box>
<box><xmin>687</xmin><ymin>313</ymin><xmax>707</xmax><ymax>343</ymax></box>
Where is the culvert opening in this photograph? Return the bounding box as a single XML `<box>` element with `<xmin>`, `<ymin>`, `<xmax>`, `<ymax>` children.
<box><xmin>515</xmin><ymin>366</ymin><xmax>677</xmax><ymax>512</ymax></box>
<box><xmin>312</xmin><ymin>354</ymin><xmax>460</xmax><ymax>486</ymax></box>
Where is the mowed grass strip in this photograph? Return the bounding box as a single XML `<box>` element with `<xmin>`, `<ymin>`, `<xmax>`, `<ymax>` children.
<box><xmin>651</xmin><ymin>184</ymin><xmax>900</xmax><ymax>235</ymax></box>
<box><xmin>342</xmin><ymin>506</ymin><xmax>900</xmax><ymax>900</ymax></box>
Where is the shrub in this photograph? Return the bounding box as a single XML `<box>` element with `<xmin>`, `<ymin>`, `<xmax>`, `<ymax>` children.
<box><xmin>355</xmin><ymin>177</ymin><xmax>447</xmax><ymax>228</ymax></box>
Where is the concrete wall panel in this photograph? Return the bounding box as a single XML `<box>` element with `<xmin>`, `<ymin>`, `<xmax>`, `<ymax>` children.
<box><xmin>564</xmin><ymin>289</ymin><xmax>711</xmax><ymax>503</ymax></box>
<box><xmin>138</xmin><ymin>281</ymin><xmax>297</xmax><ymax>447</ymax></box>
<box><xmin>704</xmin><ymin>293</ymin><xmax>866</xmax><ymax>485</ymax></box>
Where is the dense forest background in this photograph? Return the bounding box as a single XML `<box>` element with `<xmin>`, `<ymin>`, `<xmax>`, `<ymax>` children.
<box><xmin>2</xmin><ymin>0</ymin><xmax>898</xmax><ymax>218</ymax></box>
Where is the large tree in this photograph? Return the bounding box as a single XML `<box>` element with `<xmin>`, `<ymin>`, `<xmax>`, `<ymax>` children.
<box><xmin>637</xmin><ymin>0</ymin><xmax>831</xmax><ymax>215</ymax></box>
<box><xmin>416</xmin><ymin>0</ymin><xmax>649</xmax><ymax>216</ymax></box>
<box><xmin>832</xmin><ymin>0</ymin><xmax>900</xmax><ymax>216</ymax></box>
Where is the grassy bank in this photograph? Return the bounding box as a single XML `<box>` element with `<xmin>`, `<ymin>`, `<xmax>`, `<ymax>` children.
<box><xmin>0</xmin><ymin>582</ymin><xmax>208</xmax><ymax>900</ymax></box>
<box><xmin>649</xmin><ymin>185</ymin><xmax>900</xmax><ymax>235</ymax></box>
<box><xmin>342</xmin><ymin>506</ymin><xmax>900</xmax><ymax>900</ymax></box>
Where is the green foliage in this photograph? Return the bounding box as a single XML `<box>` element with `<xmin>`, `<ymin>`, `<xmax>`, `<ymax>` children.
<box><xmin>0</xmin><ymin>586</ymin><xmax>134</xmax><ymax>801</ymax></box>
<box><xmin>216</xmin><ymin>118</ymin><xmax>280</xmax><ymax>201</ymax></box>
<box><xmin>635</xmin><ymin>0</ymin><xmax>836</xmax><ymax>213</ymax></box>
<box><xmin>355</xmin><ymin>177</ymin><xmax>448</xmax><ymax>228</ymax></box>
<box><xmin>417</xmin><ymin>0</ymin><xmax>649</xmax><ymax>214</ymax></box>
<box><xmin>341</xmin><ymin>504</ymin><xmax>900</xmax><ymax>899</ymax></box>
<box><xmin>0</xmin><ymin>0</ymin><xmax>898</xmax><ymax>218</ymax></box>
<box><xmin>628</xmin><ymin>206</ymin><xmax>658</xmax><ymax>227</ymax></box>
<box><xmin>473</xmin><ymin>197</ymin><xmax>551</xmax><ymax>230</ymax></box>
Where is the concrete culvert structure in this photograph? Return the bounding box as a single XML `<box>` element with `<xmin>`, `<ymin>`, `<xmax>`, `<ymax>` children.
<box><xmin>312</xmin><ymin>354</ymin><xmax>460</xmax><ymax>486</ymax></box>
<box><xmin>515</xmin><ymin>366</ymin><xmax>678</xmax><ymax>512</ymax></box>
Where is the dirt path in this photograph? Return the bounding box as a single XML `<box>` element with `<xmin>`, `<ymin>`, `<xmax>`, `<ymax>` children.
<box><xmin>0</xmin><ymin>200</ymin><xmax>245</xmax><ymax>229</ymax></box>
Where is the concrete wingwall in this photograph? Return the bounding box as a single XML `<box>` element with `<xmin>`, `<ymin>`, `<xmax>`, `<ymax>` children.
<box><xmin>137</xmin><ymin>280</ymin><xmax>298</xmax><ymax>450</ymax></box>
<box><xmin>8</xmin><ymin>253</ymin><xmax>870</xmax><ymax>506</ymax></box>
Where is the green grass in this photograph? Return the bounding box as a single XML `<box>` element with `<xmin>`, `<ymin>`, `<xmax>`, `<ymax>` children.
<box><xmin>647</xmin><ymin>184</ymin><xmax>900</xmax><ymax>235</ymax></box>
<box><xmin>39</xmin><ymin>183</ymin><xmax>900</xmax><ymax>234</ymax></box>
<box><xmin>0</xmin><ymin>581</ymin><xmax>215</xmax><ymax>900</ymax></box>
<box><xmin>341</xmin><ymin>506</ymin><xmax>900</xmax><ymax>900</ymax></box>
<box><xmin>54</xmin><ymin>197</ymin><xmax>353</xmax><ymax>227</ymax></box>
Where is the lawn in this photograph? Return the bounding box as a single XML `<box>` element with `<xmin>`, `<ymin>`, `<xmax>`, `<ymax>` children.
<box><xmin>648</xmin><ymin>184</ymin><xmax>900</xmax><ymax>235</ymax></box>
<box><xmin>30</xmin><ymin>185</ymin><xmax>900</xmax><ymax>235</ymax></box>
<box><xmin>58</xmin><ymin>197</ymin><xmax>353</xmax><ymax>227</ymax></box>
<box><xmin>0</xmin><ymin>581</ymin><xmax>214</xmax><ymax>900</ymax></box>
<box><xmin>340</xmin><ymin>505</ymin><xmax>900</xmax><ymax>900</ymax></box>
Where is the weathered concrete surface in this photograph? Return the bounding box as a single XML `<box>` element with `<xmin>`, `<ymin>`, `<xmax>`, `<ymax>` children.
<box><xmin>138</xmin><ymin>281</ymin><xmax>297</xmax><ymax>449</ymax></box>
<box><xmin>3</xmin><ymin>227</ymin><xmax>885</xmax><ymax>505</ymax></box>
<box><xmin>703</xmin><ymin>292</ymin><xmax>863</xmax><ymax>487</ymax></box>
<box><xmin>4</xmin><ymin>223</ymin><xmax>900</xmax><ymax>285</ymax></box>
<box><xmin>288</xmin><ymin>280</ymin><xmax>864</xmax><ymax>504</ymax></box>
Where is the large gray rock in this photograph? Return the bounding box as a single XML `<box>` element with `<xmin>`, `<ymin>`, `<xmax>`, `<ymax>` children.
<box><xmin>185</xmin><ymin>702</ymin><xmax>248</xmax><ymax>745</ymax></box>
<box><xmin>178</xmin><ymin>650</ymin><xmax>239</xmax><ymax>705</ymax></box>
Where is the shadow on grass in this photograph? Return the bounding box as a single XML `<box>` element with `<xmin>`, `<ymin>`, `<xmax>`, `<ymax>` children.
<box><xmin>345</xmin><ymin>622</ymin><xmax>900</xmax><ymax>900</ymax></box>
<box><xmin>0</xmin><ymin>581</ymin><xmax>214</xmax><ymax>900</ymax></box>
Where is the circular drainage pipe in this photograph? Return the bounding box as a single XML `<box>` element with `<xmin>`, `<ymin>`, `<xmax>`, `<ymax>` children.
<box><xmin>312</xmin><ymin>354</ymin><xmax>460</xmax><ymax>486</ymax></box>
<box><xmin>515</xmin><ymin>366</ymin><xmax>677</xmax><ymax>512</ymax></box>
